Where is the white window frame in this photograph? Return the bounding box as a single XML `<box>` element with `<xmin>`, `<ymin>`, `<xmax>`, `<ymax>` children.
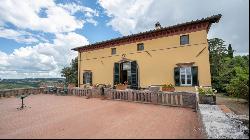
<box><xmin>180</xmin><ymin>67</ymin><xmax>192</xmax><ymax>86</ymax></box>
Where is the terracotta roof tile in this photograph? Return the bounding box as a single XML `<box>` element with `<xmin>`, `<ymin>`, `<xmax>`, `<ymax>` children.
<box><xmin>72</xmin><ymin>14</ymin><xmax>221</xmax><ymax>51</ymax></box>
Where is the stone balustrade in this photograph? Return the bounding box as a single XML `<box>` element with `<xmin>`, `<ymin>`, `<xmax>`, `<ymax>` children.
<box><xmin>105</xmin><ymin>89</ymin><xmax>197</xmax><ymax>109</ymax></box>
<box><xmin>0</xmin><ymin>88</ymin><xmax>44</xmax><ymax>98</ymax></box>
<box><xmin>67</xmin><ymin>87</ymin><xmax>91</xmax><ymax>97</ymax></box>
<box><xmin>0</xmin><ymin>87</ymin><xmax>197</xmax><ymax>109</ymax></box>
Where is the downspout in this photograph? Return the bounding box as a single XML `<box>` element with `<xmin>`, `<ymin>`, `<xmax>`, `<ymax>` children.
<box><xmin>78</xmin><ymin>52</ymin><xmax>81</xmax><ymax>87</ymax></box>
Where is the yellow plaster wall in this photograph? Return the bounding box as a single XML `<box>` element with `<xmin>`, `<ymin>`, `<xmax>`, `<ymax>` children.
<box><xmin>78</xmin><ymin>30</ymin><xmax>211</xmax><ymax>92</ymax></box>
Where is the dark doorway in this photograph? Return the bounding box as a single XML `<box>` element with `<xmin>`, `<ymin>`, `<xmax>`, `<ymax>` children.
<box><xmin>121</xmin><ymin>70</ymin><xmax>128</xmax><ymax>84</ymax></box>
<box><xmin>113</xmin><ymin>61</ymin><xmax>138</xmax><ymax>89</ymax></box>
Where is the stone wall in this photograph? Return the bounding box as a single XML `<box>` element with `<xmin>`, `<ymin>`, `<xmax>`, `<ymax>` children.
<box><xmin>199</xmin><ymin>94</ymin><xmax>216</xmax><ymax>105</ymax></box>
<box><xmin>0</xmin><ymin>88</ymin><xmax>44</xmax><ymax>98</ymax></box>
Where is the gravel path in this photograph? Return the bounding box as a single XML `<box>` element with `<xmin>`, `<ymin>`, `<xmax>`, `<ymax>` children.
<box><xmin>0</xmin><ymin>94</ymin><xmax>202</xmax><ymax>139</ymax></box>
<box><xmin>199</xmin><ymin>104</ymin><xmax>249</xmax><ymax>139</ymax></box>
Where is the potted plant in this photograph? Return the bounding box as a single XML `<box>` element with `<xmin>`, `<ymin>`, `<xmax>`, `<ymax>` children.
<box><xmin>115</xmin><ymin>81</ymin><xmax>128</xmax><ymax>90</ymax></box>
<box><xmin>197</xmin><ymin>86</ymin><xmax>216</xmax><ymax>105</ymax></box>
<box><xmin>162</xmin><ymin>83</ymin><xmax>175</xmax><ymax>92</ymax></box>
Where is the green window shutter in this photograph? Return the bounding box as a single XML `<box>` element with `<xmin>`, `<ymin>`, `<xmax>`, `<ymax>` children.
<box><xmin>83</xmin><ymin>72</ymin><xmax>86</xmax><ymax>84</ymax></box>
<box><xmin>131</xmin><ymin>61</ymin><xmax>138</xmax><ymax>89</ymax></box>
<box><xmin>114</xmin><ymin>63</ymin><xmax>120</xmax><ymax>85</ymax></box>
<box><xmin>89</xmin><ymin>72</ymin><xmax>92</xmax><ymax>85</ymax></box>
<box><xmin>192</xmin><ymin>66</ymin><xmax>199</xmax><ymax>86</ymax></box>
<box><xmin>174</xmin><ymin>67</ymin><xmax>180</xmax><ymax>86</ymax></box>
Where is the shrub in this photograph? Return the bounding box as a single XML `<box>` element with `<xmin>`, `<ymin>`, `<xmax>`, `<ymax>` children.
<box><xmin>226</xmin><ymin>67</ymin><xmax>249</xmax><ymax>100</ymax></box>
<box><xmin>197</xmin><ymin>86</ymin><xmax>216</xmax><ymax>95</ymax></box>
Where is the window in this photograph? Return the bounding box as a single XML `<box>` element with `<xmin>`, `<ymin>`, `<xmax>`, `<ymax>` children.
<box><xmin>122</xmin><ymin>62</ymin><xmax>131</xmax><ymax>70</ymax></box>
<box><xmin>180</xmin><ymin>35</ymin><xmax>189</xmax><ymax>45</ymax></box>
<box><xmin>83</xmin><ymin>71</ymin><xmax>92</xmax><ymax>84</ymax></box>
<box><xmin>174</xmin><ymin>66</ymin><xmax>198</xmax><ymax>86</ymax></box>
<box><xmin>180</xmin><ymin>67</ymin><xmax>192</xmax><ymax>86</ymax></box>
<box><xmin>137</xmin><ymin>43</ymin><xmax>144</xmax><ymax>51</ymax></box>
<box><xmin>111</xmin><ymin>48</ymin><xmax>116</xmax><ymax>55</ymax></box>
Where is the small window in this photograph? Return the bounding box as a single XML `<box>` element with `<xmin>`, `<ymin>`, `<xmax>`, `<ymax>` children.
<box><xmin>137</xmin><ymin>43</ymin><xmax>144</xmax><ymax>51</ymax></box>
<box><xmin>180</xmin><ymin>67</ymin><xmax>192</xmax><ymax>86</ymax></box>
<box><xmin>83</xmin><ymin>71</ymin><xmax>92</xmax><ymax>84</ymax></box>
<box><xmin>111</xmin><ymin>48</ymin><xmax>116</xmax><ymax>55</ymax></box>
<box><xmin>180</xmin><ymin>35</ymin><xmax>189</xmax><ymax>45</ymax></box>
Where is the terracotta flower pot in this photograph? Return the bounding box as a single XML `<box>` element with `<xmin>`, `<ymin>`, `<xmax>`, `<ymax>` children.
<box><xmin>162</xmin><ymin>87</ymin><xmax>175</xmax><ymax>92</ymax></box>
<box><xmin>116</xmin><ymin>84</ymin><xmax>128</xmax><ymax>90</ymax></box>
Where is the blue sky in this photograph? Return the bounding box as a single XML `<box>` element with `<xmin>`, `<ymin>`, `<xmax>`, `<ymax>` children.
<box><xmin>0</xmin><ymin>0</ymin><xmax>121</xmax><ymax>54</ymax></box>
<box><xmin>0</xmin><ymin>0</ymin><xmax>249</xmax><ymax>79</ymax></box>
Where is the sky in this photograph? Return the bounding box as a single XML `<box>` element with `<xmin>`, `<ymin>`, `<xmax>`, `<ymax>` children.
<box><xmin>0</xmin><ymin>0</ymin><xmax>249</xmax><ymax>79</ymax></box>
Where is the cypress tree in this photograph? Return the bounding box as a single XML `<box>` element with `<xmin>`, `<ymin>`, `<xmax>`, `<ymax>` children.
<box><xmin>228</xmin><ymin>44</ymin><xmax>234</xmax><ymax>58</ymax></box>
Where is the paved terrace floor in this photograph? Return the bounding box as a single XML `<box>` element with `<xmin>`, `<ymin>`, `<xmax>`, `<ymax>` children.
<box><xmin>0</xmin><ymin>94</ymin><xmax>203</xmax><ymax>139</ymax></box>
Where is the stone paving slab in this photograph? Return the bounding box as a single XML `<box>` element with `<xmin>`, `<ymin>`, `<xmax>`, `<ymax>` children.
<box><xmin>219</xmin><ymin>105</ymin><xmax>234</xmax><ymax>114</ymax></box>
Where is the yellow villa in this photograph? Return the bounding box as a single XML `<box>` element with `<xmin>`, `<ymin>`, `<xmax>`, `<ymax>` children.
<box><xmin>72</xmin><ymin>14</ymin><xmax>222</xmax><ymax>92</ymax></box>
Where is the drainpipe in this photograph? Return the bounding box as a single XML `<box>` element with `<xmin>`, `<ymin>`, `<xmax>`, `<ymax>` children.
<box><xmin>78</xmin><ymin>52</ymin><xmax>81</xmax><ymax>87</ymax></box>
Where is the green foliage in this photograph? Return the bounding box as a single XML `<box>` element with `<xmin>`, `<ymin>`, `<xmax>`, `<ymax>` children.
<box><xmin>162</xmin><ymin>83</ymin><xmax>174</xmax><ymax>88</ymax></box>
<box><xmin>197</xmin><ymin>87</ymin><xmax>215</xmax><ymax>95</ymax></box>
<box><xmin>209</xmin><ymin>38</ymin><xmax>249</xmax><ymax>100</ymax></box>
<box><xmin>227</xmin><ymin>44</ymin><xmax>234</xmax><ymax>58</ymax></box>
<box><xmin>61</xmin><ymin>57</ymin><xmax>78</xmax><ymax>86</ymax></box>
<box><xmin>208</xmin><ymin>38</ymin><xmax>229</xmax><ymax>92</ymax></box>
<box><xmin>226</xmin><ymin>66</ymin><xmax>249</xmax><ymax>100</ymax></box>
<box><xmin>0</xmin><ymin>83</ymin><xmax>35</xmax><ymax>90</ymax></box>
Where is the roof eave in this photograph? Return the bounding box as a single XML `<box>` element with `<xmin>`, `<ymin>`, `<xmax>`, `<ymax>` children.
<box><xmin>72</xmin><ymin>14</ymin><xmax>222</xmax><ymax>52</ymax></box>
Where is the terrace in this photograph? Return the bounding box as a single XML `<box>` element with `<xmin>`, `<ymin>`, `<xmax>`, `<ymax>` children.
<box><xmin>0</xmin><ymin>87</ymin><xmax>248</xmax><ymax>139</ymax></box>
<box><xmin>0</xmin><ymin>94</ymin><xmax>202</xmax><ymax>139</ymax></box>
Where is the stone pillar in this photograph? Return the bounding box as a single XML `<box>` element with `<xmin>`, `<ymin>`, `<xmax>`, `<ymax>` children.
<box><xmin>151</xmin><ymin>92</ymin><xmax>158</xmax><ymax>104</ymax></box>
<box><xmin>41</xmin><ymin>87</ymin><xmax>45</xmax><ymax>94</ymax></box>
<box><xmin>128</xmin><ymin>90</ymin><xmax>133</xmax><ymax>101</ymax></box>
<box><xmin>180</xmin><ymin>95</ymin><xmax>183</xmax><ymax>106</ymax></box>
<box><xmin>104</xmin><ymin>88</ymin><xmax>110</xmax><ymax>99</ymax></box>
<box><xmin>170</xmin><ymin>94</ymin><xmax>174</xmax><ymax>105</ymax></box>
<box><xmin>175</xmin><ymin>95</ymin><xmax>178</xmax><ymax>105</ymax></box>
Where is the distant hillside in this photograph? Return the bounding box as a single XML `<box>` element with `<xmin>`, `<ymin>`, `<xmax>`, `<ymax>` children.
<box><xmin>0</xmin><ymin>78</ymin><xmax>65</xmax><ymax>90</ymax></box>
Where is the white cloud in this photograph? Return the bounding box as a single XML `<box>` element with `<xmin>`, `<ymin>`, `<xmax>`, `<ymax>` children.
<box><xmin>99</xmin><ymin>0</ymin><xmax>153</xmax><ymax>35</ymax></box>
<box><xmin>99</xmin><ymin>0</ymin><xmax>249</xmax><ymax>54</ymax></box>
<box><xmin>0</xmin><ymin>32</ymin><xmax>89</xmax><ymax>79</ymax></box>
<box><xmin>59</xmin><ymin>2</ymin><xmax>99</xmax><ymax>17</ymax></box>
<box><xmin>0</xmin><ymin>0</ymin><xmax>85</xmax><ymax>33</ymax></box>
<box><xmin>0</xmin><ymin>0</ymin><xmax>98</xmax><ymax>79</ymax></box>
<box><xmin>86</xmin><ymin>18</ymin><xmax>98</xmax><ymax>26</ymax></box>
<box><xmin>58</xmin><ymin>2</ymin><xmax>99</xmax><ymax>26</ymax></box>
<box><xmin>0</xmin><ymin>27</ymin><xmax>45</xmax><ymax>44</ymax></box>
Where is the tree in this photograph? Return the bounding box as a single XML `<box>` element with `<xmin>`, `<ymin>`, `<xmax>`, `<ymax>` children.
<box><xmin>208</xmin><ymin>38</ymin><xmax>228</xmax><ymax>92</ymax></box>
<box><xmin>227</xmin><ymin>44</ymin><xmax>234</xmax><ymax>58</ymax></box>
<box><xmin>61</xmin><ymin>57</ymin><xmax>78</xmax><ymax>86</ymax></box>
<box><xmin>209</xmin><ymin>38</ymin><xmax>249</xmax><ymax>100</ymax></box>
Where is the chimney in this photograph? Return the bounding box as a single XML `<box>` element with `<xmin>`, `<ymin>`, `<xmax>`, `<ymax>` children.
<box><xmin>155</xmin><ymin>22</ymin><xmax>162</xmax><ymax>29</ymax></box>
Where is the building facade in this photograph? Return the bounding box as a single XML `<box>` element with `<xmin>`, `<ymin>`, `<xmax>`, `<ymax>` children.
<box><xmin>72</xmin><ymin>14</ymin><xmax>222</xmax><ymax>92</ymax></box>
